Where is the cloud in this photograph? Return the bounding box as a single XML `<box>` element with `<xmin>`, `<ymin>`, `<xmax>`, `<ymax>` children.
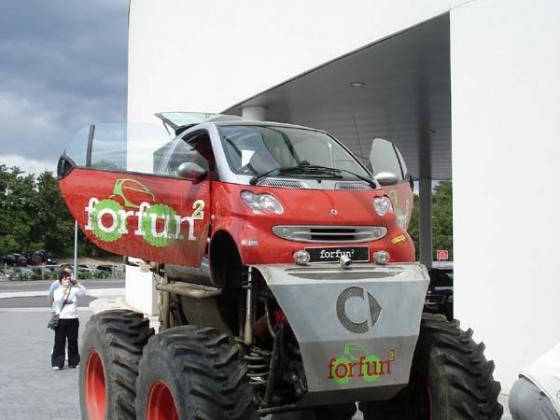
<box><xmin>0</xmin><ymin>0</ymin><xmax>129</xmax><ymax>169</ymax></box>
<box><xmin>0</xmin><ymin>154</ymin><xmax>58</xmax><ymax>175</ymax></box>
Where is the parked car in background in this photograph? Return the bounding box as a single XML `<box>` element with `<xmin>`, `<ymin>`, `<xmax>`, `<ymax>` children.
<box><xmin>30</xmin><ymin>250</ymin><xmax>58</xmax><ymax>265</ymax></box>
<box><xmin>21</xmin><ymin>252</ymin><xmax>34</xmax><ymax>264</ymax></box>
<box><xmin>98</xmin><ymin>264</ymin><xmax>125</xmax><ymax>279</ymax></box>
<box><xmin>2</xmin><ymin>253</ymin><xmax>28</xmax><ymax>267</ymax></box>
<box><xmin>96</xmin><ymin>265</ymin><xmax>113</xmax><ymax>275</ymax></box>
<box><xmin>425</xmin><ymin>261</ymin><xmax>454</xmax><ymax>321</ymax></box>
<box><xmin>95</xmin><ymin>265</ymin><xmax>121</xmax><ymax>278</ymax></box>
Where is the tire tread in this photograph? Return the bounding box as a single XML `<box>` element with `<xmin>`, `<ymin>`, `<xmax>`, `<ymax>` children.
<box><xmin>79</xmin><ymin>309</ymin><xmax>154</xmax><ymax>420</ymax></box>
<box><xmin>422</xmin><ymin>313</ymin><xmax>503</xmax><ymax>420</ymax></box>
<box><xmin>361</xmin><ymin>313</ymin><xmax>503</xmax><ymax>420</ymax></box>
<box><xmin>137</xmin><ymin>325</ymin><xmax>257</xmax><ymax>420</ymax></box>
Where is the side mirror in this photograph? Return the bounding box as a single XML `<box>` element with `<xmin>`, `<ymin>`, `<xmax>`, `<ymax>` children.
<box><xmin>374</xmin><ymin>171</ymin><xmax>399</xmax><ymax>186</ymax></box>
<box><xmin>177</xmin><ymin>162</ymin><xmax>207</xmax><ymax>180</ymax></box>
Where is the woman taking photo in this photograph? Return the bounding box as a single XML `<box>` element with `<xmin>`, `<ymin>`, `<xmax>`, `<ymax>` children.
<box><xmin>51</xmin><ymin>269</ymin><xmax>87</xmax><ymax>370</ymax></box>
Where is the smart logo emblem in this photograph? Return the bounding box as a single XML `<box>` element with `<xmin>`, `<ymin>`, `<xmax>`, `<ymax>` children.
<box><xmin>328</xmin><ymin>343</ymin><xmax>395</xmax><ymax>385</ymax></box>
<box><xmin>336</xmin><ymin>287</ymin><xmax>382</xmax><ymax>334</ymax></box>
<box><xmin>84</xmin><ymin>178</ymin><xmax>205</xmax><ymax>247</ymax></box>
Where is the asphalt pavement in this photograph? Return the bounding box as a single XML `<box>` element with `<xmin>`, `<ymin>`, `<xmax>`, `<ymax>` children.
<box><xmin>0</xmin><ymin>279</ymin><xmax>512</xmax><ymax>419</ymax></box>
<box><xmin>0</xmin><ymin>308</ymin><xmax>91</xmax><ymax>419</ymax></box>
<box><xmin>0</xmin><ymin>278</ymin><xmax>123</xmax><ymax>419</ymax></box>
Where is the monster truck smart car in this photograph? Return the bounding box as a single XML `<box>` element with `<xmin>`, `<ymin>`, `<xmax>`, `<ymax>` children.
<box><xmin>57</xmin><ymin>113</ymin><xmax>502</xmax><ymax>419</ymax></box>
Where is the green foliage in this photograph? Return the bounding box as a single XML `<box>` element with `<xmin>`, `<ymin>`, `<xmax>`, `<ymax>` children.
<box><xmin>33</xmin><ymin>171</ymin><xmax>75</xmax><ymax>255</ymax></box>
<box><xmin>408</xmin><ymin>192</ymin><xmax>420</xmax><ymax>260</ymax></box>
<box><xmin>0</xmin><ymin>165</ymin><xmax>35</xmax><ymax>252</ymax></box>
<box><xmin>0</xmin><ymin>164</ymin><xmax>74</xmax><ymax>256</ymax></box>
<box><xmin>0</xmin><ymin>164</ymin><xmax>117</xmax><ymax>260</ymax></box>
<box><xmin>407</xmin><ymin>181</ymin><xmax>453</xmax><ymax>261</ymax></box>
<box><xmin>432</xmin><ymin>181</ymin><xmax>453</xmax><ymax>260</ymax></box>
<box><xmin>30</xmin><ymin>267</ymin><xmax>58</xmax><ymax>281</ymax></box>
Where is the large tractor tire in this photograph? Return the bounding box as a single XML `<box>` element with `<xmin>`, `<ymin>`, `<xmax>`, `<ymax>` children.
<box><xmin>79</xmin><ymin>309</ymin><xmax>155</xmax><ymax>420</ymax></box>
<box><xmin>136</xmin><ymin>325</ymin><xmax>257</xmax><ymax>420</ymax></box>
<box><xmin>360</xmin><ymin>313</ymin><xmax>503</xmax><ymax>420</ymax></box>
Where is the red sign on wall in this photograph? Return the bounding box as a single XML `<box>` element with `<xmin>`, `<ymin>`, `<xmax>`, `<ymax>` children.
<box><xmin>436</xmin><ymin>249</ymin><xmax>449</xmax><ymax>261</ymax></box>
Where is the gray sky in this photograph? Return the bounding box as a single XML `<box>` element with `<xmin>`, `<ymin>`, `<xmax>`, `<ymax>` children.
<box><xmin>0</xmin><ymin>0</ymin><xmax>129</xmax><ymax>175</ymax></box>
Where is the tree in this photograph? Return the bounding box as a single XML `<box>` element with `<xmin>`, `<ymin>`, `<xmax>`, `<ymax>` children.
<box><xmin>32</xmin><ymin>171</ymin><xmax>75</xmax><ymax>255</ymax></box>
<box><xmin>0</xmin><ymin>165</ymin><xmax>36</xmax><ymax>254</ymax></box>
<box><xmin>0</xmin><ymin>165</ymin><xmax>76</xmax><ymax>257</ymax></box>
<box><xmin>431</xmin><ymin>181</ymin><xmax>453</xmax><ymax>260</ymax></box>
<box><xmin>407</xmin><ymin>181</ymin><xmax>453</xmax><ymax>261</ymax></box>
<box><xmin>407</xmin><ymin>191</ymin><xmax>420</xmax><ymax>260</ymax></box>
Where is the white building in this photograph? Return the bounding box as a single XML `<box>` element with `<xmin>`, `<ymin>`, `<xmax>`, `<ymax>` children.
<box><xmin>126</xmin><ymin>0</ymin><xmax>560</xmax><ymax>393</ymax></box>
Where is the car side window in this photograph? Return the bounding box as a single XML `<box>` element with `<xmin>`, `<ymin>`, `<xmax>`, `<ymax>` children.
<box><xmin>154</xmin><ymin>138</ymin><xmax>196</xmax><ymax>177</ymax></box>
<box><xmin>152</xmin><ymin>130</ymin><xmax>216</xmax><ymax>179</ymax></box>
<box><xmin>185</xmin><ymin>131</ymin><xmax>216</xmax><ymax>179</ymax></box>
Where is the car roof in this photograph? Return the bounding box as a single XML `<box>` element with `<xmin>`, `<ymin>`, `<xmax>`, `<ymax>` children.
<box><xmin>154</xmin><ymin>111</ymin><xmax>324</xmax><ymax>135</ymax></box>
<box><xmin>211</xmin><ymin>120</ymin><xmax>321</xmax><ymax>131</ymax></box>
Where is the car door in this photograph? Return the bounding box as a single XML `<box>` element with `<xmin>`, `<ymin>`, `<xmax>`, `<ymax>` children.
<box><xmin>369</xmin><ymin>138</ymin><xmax>413</xmax><ymax>230</ymax></box>
<box><xmin>57</xmin><ymin>123</ymin><xmax>210</xmax><ymax>267</ymax></box>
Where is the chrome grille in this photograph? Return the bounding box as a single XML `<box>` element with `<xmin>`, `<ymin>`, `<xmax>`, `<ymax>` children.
<box><xmin>272</xmin><ymin>225</ymin><xmax>387</xmax><ymax>243</ymax></box>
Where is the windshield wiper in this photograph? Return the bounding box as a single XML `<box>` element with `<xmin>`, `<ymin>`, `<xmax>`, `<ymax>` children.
<box><xmin>249</xmin><ymin>166</ymin><xmax>319</xmax><ymax>185</ymax></box>
<box><xmin>249</xmin><ymin>164</ymin><xmax>376</xmax><ymax>188</ymax></box>
<box><xmin>338</xmin><ymin>168</ymin><xmax>377</xmax><ymax>188</ymax></box>
<box><xmin>302</xmin><ymin>165</ymin><xmax>377</xmax><ymax>188</ymax></box>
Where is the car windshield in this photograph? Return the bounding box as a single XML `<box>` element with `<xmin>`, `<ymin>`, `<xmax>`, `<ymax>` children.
<box><xmin>218</xmin><ymin>125</ymin><xmax>370</xmax><ymax>179</ymax></box>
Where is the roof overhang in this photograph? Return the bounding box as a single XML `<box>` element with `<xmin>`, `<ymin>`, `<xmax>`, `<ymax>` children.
<box><xmin>224</xmin><ymin>13</ymin><xmax>451</xmax><ymax>180</ymax></box>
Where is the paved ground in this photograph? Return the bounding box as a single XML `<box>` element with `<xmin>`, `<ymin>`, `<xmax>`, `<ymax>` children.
<box><xmin>0</xmin><ymin>281</ymin><xmax>512</xmax><ymax>419</ymax></box>
<box><xmin>0</xmin><ymin>308</ymin><xmax>91</xmax><ymax>420</ymax></box>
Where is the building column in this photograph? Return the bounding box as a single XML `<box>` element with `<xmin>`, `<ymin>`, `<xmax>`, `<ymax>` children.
<box><xmin>419</xmin><ymin>178</ymin><xmax>433</xmax><ymax>268</ymax></box>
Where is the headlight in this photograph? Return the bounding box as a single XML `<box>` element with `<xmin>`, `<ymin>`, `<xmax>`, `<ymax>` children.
<box><xmin>241</xmin><ymin>191</ymin><xmax>284</xmax><ymax>214</ymax></box>
<box><xmin>373</xmin><ymin>196</ymin><xmax>394</xmax><ymax>216</ymax></box>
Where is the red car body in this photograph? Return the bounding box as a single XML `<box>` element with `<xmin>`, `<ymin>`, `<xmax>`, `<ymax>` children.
<box><xmin>57</xmin><ymin>114</ymin><xmax>415</xmax><ymax>271</ymax></box>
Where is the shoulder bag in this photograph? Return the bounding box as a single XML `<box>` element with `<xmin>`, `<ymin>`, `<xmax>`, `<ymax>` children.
<box><xmin>47</xmin><ymin>287</ymin><xmax>72</xmax><ymax>330</ymax></box>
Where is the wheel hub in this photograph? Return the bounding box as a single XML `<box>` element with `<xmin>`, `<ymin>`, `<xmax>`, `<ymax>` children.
<box><xmin>147</xmin><ymin>380</ymin><xmax>179</xmax><ymax>420</ymax></box>
<box><xmin>85</xmin><ymin>350</ymin><xmax>106</xmax><ymax>420</ymax></box>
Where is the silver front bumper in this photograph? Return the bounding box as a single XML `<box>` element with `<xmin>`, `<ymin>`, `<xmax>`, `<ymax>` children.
<box><xmin>253</xmin><ymin>262</ymin><xmax>430</xmax><ymax>406</ymax></box>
